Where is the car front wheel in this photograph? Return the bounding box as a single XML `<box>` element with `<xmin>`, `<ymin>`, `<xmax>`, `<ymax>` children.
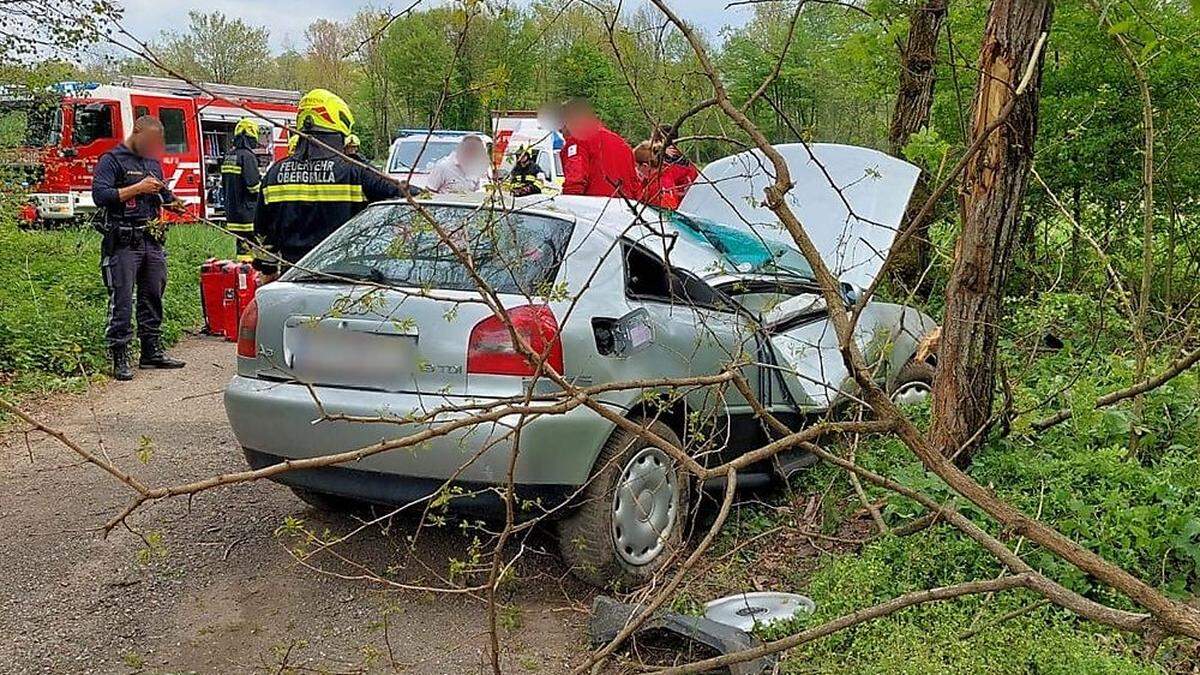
<box><xmin>558</xmin><ymin>418</ymin><xmax>689</xmax><ymax>589</ymax></box>
<box><xmin>890</xmin><ymin>359</ymin><xmax>935</xmax><ymax>406</ymax></box>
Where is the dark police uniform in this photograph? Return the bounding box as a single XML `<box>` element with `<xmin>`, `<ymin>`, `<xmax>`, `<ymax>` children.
<box><xmin>220</xmin><ymin>134</ymin><xmax>262</xmax><ymax>260</ymax></box>
<box><xmin>91</xmin><ymin>143</ymin><xmax>176</xmax><ymax>351</ymax></box>
<box><xmin>253</xmin><ymin>130</ymin><xmax>403</xmax><ymax>272</ymax></box>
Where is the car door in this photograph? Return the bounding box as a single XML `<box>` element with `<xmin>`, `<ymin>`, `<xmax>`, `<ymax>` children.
<box><xmin>617</xmin><ymin>241</ymin><xmax>762</xmax><ymax>417</ymax></box>
<box><xmin>63</xmin><ymin>98</ymin><xmax>124</xmax><ymax>197</ymax></box>
<box><xmin>129</xmin><ymin>94</ymin><xmax>203</xmax><ymax>218</ymax></box>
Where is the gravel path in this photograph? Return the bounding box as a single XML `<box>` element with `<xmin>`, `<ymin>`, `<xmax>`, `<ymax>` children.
<box><xmin>0</xmin><ymin>336</ymin><xmax>591</xmax><ymax>674</ymax></box>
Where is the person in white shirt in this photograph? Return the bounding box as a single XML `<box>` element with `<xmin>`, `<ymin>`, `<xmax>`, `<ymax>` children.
<box><xmin>426</xmin><ymin>135</ymin><xmax>491</xmax><ymax>193</ymax></box>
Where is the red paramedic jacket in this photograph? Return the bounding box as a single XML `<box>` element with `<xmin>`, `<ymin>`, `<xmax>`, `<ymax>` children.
<box><xmin>637</xmin><ymin>169</ymin><xmax>681</xmax><ymax>210</ymax></box>
<box><xmin>661</xmin><ymin>157</ymin><xmax>699</xmax><ymax>203</ymax></box>
<box><xmin>561</xmin><ymin>123</ymin><xmax>640</xmax><ymax>198</ymax></box>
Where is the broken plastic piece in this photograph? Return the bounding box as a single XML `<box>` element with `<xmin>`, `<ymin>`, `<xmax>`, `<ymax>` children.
<box><xmin>588</xmin><ymin>595</ymin><xmax>776</xmax><ymax>675</ymax></box>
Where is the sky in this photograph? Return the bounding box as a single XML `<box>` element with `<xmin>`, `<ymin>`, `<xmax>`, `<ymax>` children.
<box><xmin>115</xmin><ymin>0</ymin><xmax>754</xmax><ymax>52</ymax></box>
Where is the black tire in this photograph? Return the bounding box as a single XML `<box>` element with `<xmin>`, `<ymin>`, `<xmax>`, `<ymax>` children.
<box><xmin>558</xmin><ymin>418</ymin><xmax>689</xmax><ymax>589</ymax></box>
<box><xmin>289</xmin><ymin>486</ymin><xmax>361</xmax><ymax>513</ymax></box>
<box><xmin>890</xmin><ymin>359</ymin><xmax>935</xmax><ymax>405</ymax></box>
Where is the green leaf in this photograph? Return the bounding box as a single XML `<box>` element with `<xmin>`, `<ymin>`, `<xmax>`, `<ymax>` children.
<box><xmin>136</xmin><ymin>435</ymin><xmax>154</xmax><ymax>465</ymax></box>
<box><xmin>1106</xmin><ymin>19</ymin><xmax>1135</xmax><ymax>35</ymax></box>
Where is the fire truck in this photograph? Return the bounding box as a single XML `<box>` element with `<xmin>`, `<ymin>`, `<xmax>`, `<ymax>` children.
<box><xmin>4</xmin><ymin>76</ymin><xmax>299</xmax><ymax>227</ymax></box>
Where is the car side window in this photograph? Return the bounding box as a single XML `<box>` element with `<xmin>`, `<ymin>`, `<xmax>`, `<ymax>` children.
<box><xmin>622</xmin><ymin>241</ymin><xmax>729</xmax><ymax>311</ymax></box>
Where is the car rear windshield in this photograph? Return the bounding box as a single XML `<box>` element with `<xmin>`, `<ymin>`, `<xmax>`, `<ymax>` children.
<box><xmin>289</xmin><ymin>204</ymin><xmax>574</xmax><ymax>295</ymax></box>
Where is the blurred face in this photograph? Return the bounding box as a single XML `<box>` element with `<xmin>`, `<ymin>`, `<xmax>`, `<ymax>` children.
<box><xmin>563</xmin><ymin>110</ymin><xmax>596</xmax><ymax>137</ymax></box>
<box><xmin>457</xmin><ymin>138</ymin><xmax>487</xmax><ymax>168</ymax></box>
<box><xmin>132</xmin><ymin>126</ymin><xmax>165</xmax><ymax>158</ymax></box>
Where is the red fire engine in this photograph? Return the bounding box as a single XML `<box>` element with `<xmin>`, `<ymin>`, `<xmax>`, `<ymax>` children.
<box><xmin>8</xmin><ymin>75</ymin><xmax>299</xmax><ymax>226</ymax></box>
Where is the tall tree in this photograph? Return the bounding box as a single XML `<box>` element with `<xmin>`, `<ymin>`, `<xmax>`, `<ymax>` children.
<box><xmin>888</xmin><ymin>0</ymin><xmax>949</xmax><ymax>290</ymax></box>
<box><xmin>929</xmin><ymin>0</ymin><xmax>1053</xmax><ymax>462</ymax></box>
<box><xmin>155</xmin><ymin>11</ymin><xmax>272</xmax><ymax>86</ymax></box>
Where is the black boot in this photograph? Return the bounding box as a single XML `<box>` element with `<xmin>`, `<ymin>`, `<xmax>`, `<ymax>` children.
<box><xmin>139</xmin><ymin>339</ymin><xmax>186</xmax><ymax>369</ymax></box>
<box><xmin>111</xmin><ymin>345</ymin><xmax>134</xmax><ymax>381</ymax></box>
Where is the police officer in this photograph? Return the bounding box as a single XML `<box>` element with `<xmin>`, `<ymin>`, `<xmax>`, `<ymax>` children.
<box><xmin>221</xmin><ymin>118</ymin><xmax>262</xmax><ymax>261</ymax></box>
<box><xmin>253</xmin><ymin>89</ymin><xmax>404</xmax><ymax>275</ymax></box>
<box><xmin>91</xmin><ymin>115</ymin><xmax>187</xmax><ymax>380</ymax></box>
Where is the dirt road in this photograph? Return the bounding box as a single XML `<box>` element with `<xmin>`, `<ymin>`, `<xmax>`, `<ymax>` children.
<box><xmin>0</xmin><ymin>337</ymin><xmax>591</xmax><ymax>674</ymax></box>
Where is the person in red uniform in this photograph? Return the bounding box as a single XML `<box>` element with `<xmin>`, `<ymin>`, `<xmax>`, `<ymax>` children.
<box><xmin>652</xmin><ymin>124</ymin><xmax>699</xmax><ymax>203</ymax></box>
<box><xmin>633</xmin><ymin>141</ymin><xmax>680</xmax><ymax>210</ymax></box>
<box><xmin>560</xmin><ymin>98</ymin><xmax>639</xmax><ymax>198</ymax></box>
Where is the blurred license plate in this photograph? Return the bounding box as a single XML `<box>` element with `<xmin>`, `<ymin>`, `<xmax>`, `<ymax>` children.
<box><xmin>286</xmin><ymin>320</ymin><xmax>415</xmax><ymax>389</ymax></box>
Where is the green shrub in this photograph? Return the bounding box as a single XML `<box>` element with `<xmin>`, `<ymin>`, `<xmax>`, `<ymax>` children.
<box><xmin>0</xmin><ymin>215</ymin><xmax>232</xmax><ymax>397</ymax></box>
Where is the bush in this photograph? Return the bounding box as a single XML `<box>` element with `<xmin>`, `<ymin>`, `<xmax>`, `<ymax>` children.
<box><xmin>0</xmin><ymin>215</ymin><xmax>232</xmax><ymax>398</ymax></box>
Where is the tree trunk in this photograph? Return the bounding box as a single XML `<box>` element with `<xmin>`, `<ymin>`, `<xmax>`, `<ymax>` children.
<box><xmin>929</xmin><ymin>0</ymin><xmax>1052</xmax><ymax>463</ymax></box>
<box><xmin>888</xmin><ymin>0</ymin><xmax>948</xmax><ymax>291</ymax></box>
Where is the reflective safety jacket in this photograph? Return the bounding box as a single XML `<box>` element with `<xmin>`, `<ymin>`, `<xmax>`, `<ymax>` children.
<box><xmin>561</xmin><ymin>123</ymin><xmax>639</xmax><ymax>199</ymax></box>
<box><xmin>253</xmin><ymin>131</ymin><xmax>403</xmax><ymax>269</ymax></box>
<box><xmin>220</xmin><ymin>135</ymin><xmax>261</xmax><ymax>243</ymax></box>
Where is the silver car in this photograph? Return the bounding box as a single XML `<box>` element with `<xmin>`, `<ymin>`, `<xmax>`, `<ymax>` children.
<box><xmin>224</xmin><ymin>144</ymin><xmax>938</xmax><ymax>587</ymax></box>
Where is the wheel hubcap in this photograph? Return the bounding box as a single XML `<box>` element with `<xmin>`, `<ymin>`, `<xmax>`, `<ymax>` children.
<box><xmin>891</xmin><ymin>381</ymin><xmax>932</xmax><ymax>406</ymax></box>
<box><xmin>611</xmin><ymin>446</ymin><xmax>678</xmax><ymax>567</ymax></box>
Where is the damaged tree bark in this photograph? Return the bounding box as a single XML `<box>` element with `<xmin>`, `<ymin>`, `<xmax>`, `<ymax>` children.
<box><xmin>888</xmin><ymin>0</ymin><xmax>948</xmax><ymax>290</ymax></box>
<box><xmin>930</xmin><ymin>0</ymin><xmax>1052</xmax><ymax>464</ymax></box>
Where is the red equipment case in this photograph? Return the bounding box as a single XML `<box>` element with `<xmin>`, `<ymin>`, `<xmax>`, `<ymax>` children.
<box><xmin>200</xmin><ymin>259</ymin><xmax>260</xmax><ymax>342</ymax></box>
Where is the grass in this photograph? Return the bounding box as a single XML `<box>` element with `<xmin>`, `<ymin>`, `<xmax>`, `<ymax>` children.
<box><xmin>689</xmin><ymin>289</ymin><xmax>1200</xmax><ymax>674</ymax></box>
<box><xmin>0</xmin><ymin>214</ymin><xmax>233</xmax><ymax>402</ymax></box>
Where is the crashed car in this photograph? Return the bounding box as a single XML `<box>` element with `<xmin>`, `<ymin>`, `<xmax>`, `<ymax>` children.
<box><xmin>224</xmin><ymin>144</ymin><xmax>939</xmax><ymax>587</ymax></box>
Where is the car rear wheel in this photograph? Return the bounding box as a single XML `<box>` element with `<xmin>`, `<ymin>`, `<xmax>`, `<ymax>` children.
<box><xmin>890</xmin><ymin>360</ymin><xmax>935</xmax><ymax>406</ymax></box>
<box><xmin>558</xmin><ymin>418</ymin><xmax>689</xmax><ymax>589</ymax></box>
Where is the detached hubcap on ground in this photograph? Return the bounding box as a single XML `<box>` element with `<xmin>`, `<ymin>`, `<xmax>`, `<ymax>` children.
<box><xmin>611</xmin><ymin>446</ymin><xmax>678</xmax><ymax>566</ymax></box>
<box><xmin>891</xmin><ymin>381</ymin><xmax>932</xmax><ymax>406</ymax></box>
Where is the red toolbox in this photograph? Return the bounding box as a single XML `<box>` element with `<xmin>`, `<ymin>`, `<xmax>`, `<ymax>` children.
<box><xmin>200</xmin><ymin>259</ymin><xmax>261</xmax><ymax>342</ymax></box>
<box><xmin>200</xmin><ymin>259</ymin><xmax>237</xmax><ymax>341</ymax></box>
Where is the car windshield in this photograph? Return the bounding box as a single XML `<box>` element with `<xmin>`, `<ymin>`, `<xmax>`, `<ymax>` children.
<box><xmin>388</xmin><ymin>139</ymin><xmax>460</xmax><ymax>173</ymax></box>
<box><xmin>664</xmin><ymin>210</ymin><xmax>814</xmax><ymax>281</ymax></box>
<box><xmin>287</xmin><ymin>204</ymin><xmax>575</xmax><ymax>296</ymax></box>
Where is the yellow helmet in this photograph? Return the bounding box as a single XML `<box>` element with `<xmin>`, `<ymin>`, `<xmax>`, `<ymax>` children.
<box><xmin>296</xmin><ymin>88</ymin><xmax>354</xmax><ymax>136</ymax></box>
<box><xmin>345</xmin><ymin>133</ymin><xmax>361</xmax><ymax>149</ymax></box>
<box><xmin>234</xmin><ymin>117</ymin><xmax>260</xmax><ymax>140</ymax></box>
<box><xmin>287</xmin><ymin>134</ymin><xmax>299</xmax><ymax>155</ymax></box>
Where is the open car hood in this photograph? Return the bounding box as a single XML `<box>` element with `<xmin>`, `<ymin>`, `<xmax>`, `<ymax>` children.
<box><xmin>678</xmin><ymin>143</ymin><xmax>921</xmax><ymax>289</ymax></box>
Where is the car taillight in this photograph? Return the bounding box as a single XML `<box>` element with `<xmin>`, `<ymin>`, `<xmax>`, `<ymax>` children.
<box><xmin>467</xmin><ymin>305</ymin><xmax>563</xmax><ymax>376</ymax></box>
<box><xmin>237</xmin><ymin>298</ymin><xmax>258</xmax><ymax>358</ymax></box>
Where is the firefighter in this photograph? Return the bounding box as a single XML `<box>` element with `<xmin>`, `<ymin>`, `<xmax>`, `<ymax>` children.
<box><xmin>344</xmin><ymin>133</ymin><xmax>362</xmax><ymax>161</ymax></box>
<box><xmin>221</xmin><ymin>118</ymin><xmax>262</xmax><ymax>261</ymax></box>
<box><xmin>559</xmin><ymin>98</ymin><xmax>639</xmax><ymax>199</ymax></box>
<box><xmin>91</xmin><ymin>115</ymin><xmax>188</xmax><ymax>380</ymax></box>
<box><xmin>253</xmin><ymin>89</ymin><xmax>404</xmax><ymax>275</ymax></box>
<box><xmin>506</xmin><ymin>145</ymin><xmax>547</xmax><ymax>197</ymax></box>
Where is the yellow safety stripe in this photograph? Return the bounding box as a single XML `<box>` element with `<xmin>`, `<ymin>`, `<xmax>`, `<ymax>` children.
<box><xmin>221</xmin><ymin>165</ymin><xmax>242</xmax><ymax>174</ymax></box>
<box><xmin>262</xmin><ymin>183</ymin><xmax>366</xmax><ymax>204</ymax></box>
<box><xmin>226</xmin><ymin>222</ymin><xmax>254</xmax><ymax>232</ymax></box>
<box><xmin>247</xmin><ymin>182</ymin><xmax>261</xmax><ymax>194</ymax></box>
